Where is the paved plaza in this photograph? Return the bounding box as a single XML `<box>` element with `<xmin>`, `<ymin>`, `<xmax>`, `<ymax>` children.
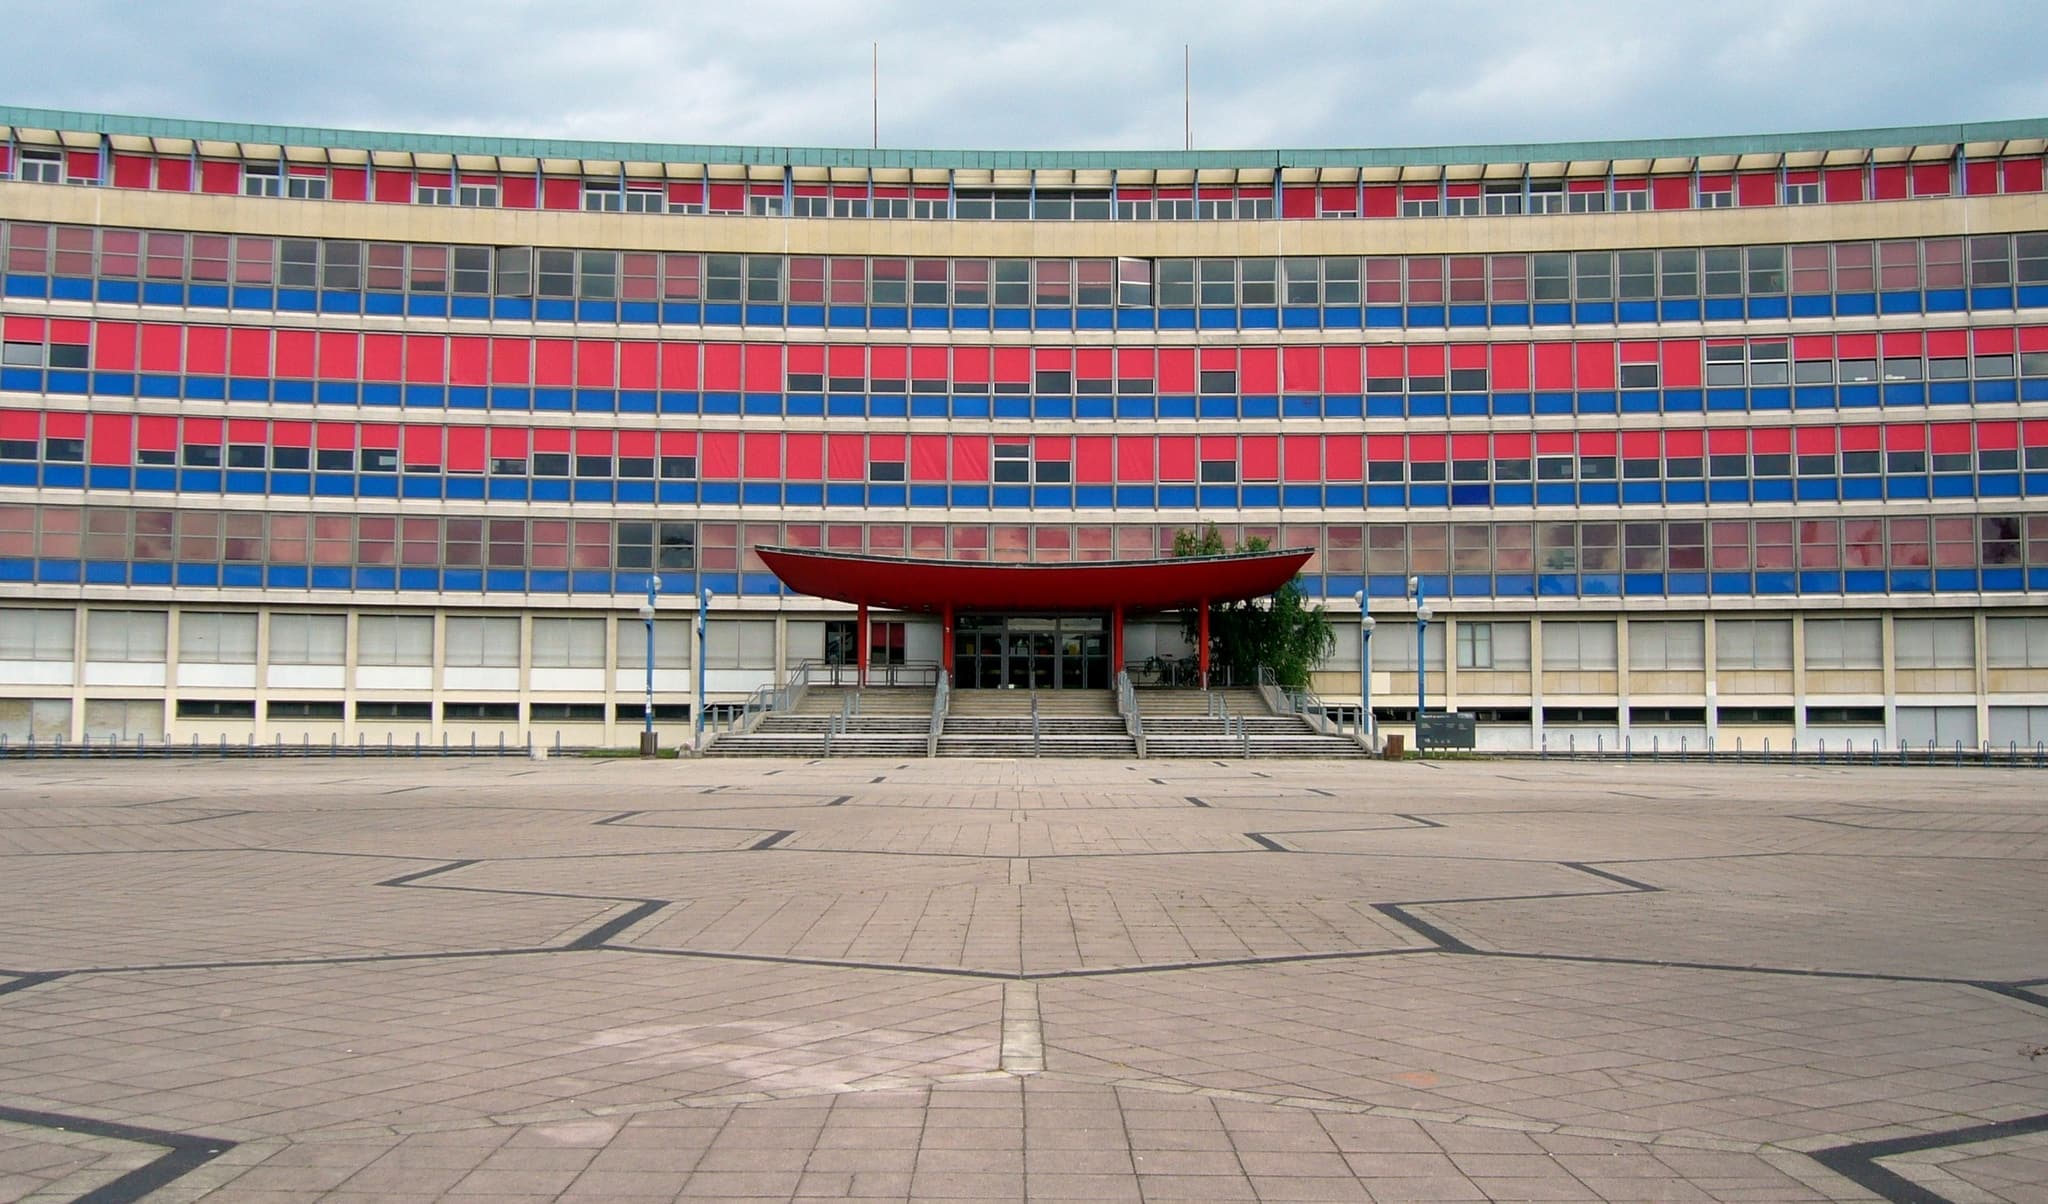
<box><xmin>0</xmin><ymin>756</ymin><xmax>2044</xmax><ymax>1203</ymax></box>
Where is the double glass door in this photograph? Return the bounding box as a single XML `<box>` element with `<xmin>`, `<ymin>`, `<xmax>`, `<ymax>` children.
<box><xmin>955</xmin><ymin>615</ymin><xmax>1109</xmax><ymax>690</ymax></box>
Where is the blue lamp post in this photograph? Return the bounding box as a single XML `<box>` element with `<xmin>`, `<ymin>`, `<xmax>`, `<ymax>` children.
<box><xmin>1409</xmin><ymin>575</ymin><xmax>1432</xmax><ymax>736</ymax></box>
<box><xmin>1354</xmin><ymin>590</ymin><xmax>1376</xmax><ymax>748</ymax></box>
<box><xmin>638</xmin><ymin>576</ymin><xmax>660</xmax><ymax>755</ymax></box>
<box><xmin>693</xmin><ymin>587</ymin><xmax>711</xmax><ymax>751</ymax></box>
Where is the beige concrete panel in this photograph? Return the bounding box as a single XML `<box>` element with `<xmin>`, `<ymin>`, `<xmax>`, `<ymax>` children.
<box><xmin>1806</xmin><ymin>669</ymin><xmax>1884</xmax><ymax>693</ymax></box>
<box><xmin>1718</xmin><ymin>669</ymin><xmax>1794</xmax><ymax>695</ymax></box>
<box><xmin>1895</xmin><ymin>668</ymin><xmax>1977</xmax><ymax>694</ymax></box>
<box><xmin>7</xmin><ymin>180</ymin><xmax>2043</xmax><ymax>258</ymax></box>
<box><xmin>1541</xmin><ymin>670</ymin><xmax>1619</xmax><ymax>695</ymax></box>
<box><xmin>1989</xmin><ymin>668</ymin><xmax>2048</xmax><ymax>692</ymax></box>
<box><xmin>1629</xmin><ymin>670</ymin><xmax>1706</xmax><ymax>695</ymax></box>
<box><xmin>1457</xmin><ymin>670</ymin><xmax>1532</xmax><ymax>696</ymax></box>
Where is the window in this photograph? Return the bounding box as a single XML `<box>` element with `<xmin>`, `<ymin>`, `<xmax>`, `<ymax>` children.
<box><xmin>268</xmin><ymin>700</ymin><xmax>344</xmax><ymax>720</ymax></box>
<box><xmin>1716</xmin><ymin>619</ymin><xmax>1792</xmax><ymax>670</ymax></box>
<box><xmin>1541</xmin><ymin>622</ymin><xmax>1617</xmax><ymax>670</ymax></box>
<box><xmin>1783</xmin><ymin>181</ymin><xmax>1820</xmax><ymax>205</ymax></box>
<box><xmin>269</xmin><ymin>613</ymin><xmax>345</xmax><ymax>665</ymax></box>
<box><xmin>1803</xmin><ymin>618</ymin><xmax>1881</xmax><ymax>670</ymax></box>
<box><xmin>356</xmin><ymin>614</ymin><xmax>433</xmax><ymax>667</ymax></box>
<box><xmin>869</xmin><ymin>459</ymin><xmax>905</xmax><ymax>483</ymax></box>
<box><xmin>243</xmin><ymin>165</ymin><xmax>282</xmax><ymax>197</ymax></box>
<box><xmin>1628</xmin><ymin>621</ymin><xmax>1705</xmax><ymax>670</ymax></box>
<box><xmin>445</xmin><ymin>616</ymin><xmax>520</xmax><ymax>668</ymax></box>
<box><xmin>1698</xmin><ymin>185</ymin><xmax>1733</xmax><ymax>208</ymax></box>
<box><xmin>417</xmin><ymin>184</ymin><xmax>455</xmax><ymax>206</ymax></box>
<box><xmin>178</xmin><ymin>612</ymin><xmax>257</xmax><ymax>664</ymax></box>
<box><xmin>532</xmin><ymin>618</ymin><xmax>605</xmax><ymax>669</ymax></box>
<box><xmin>993</xmin><ymin>444</ymin><xmax>1029</xmax><ymax>483</ymax></box>
<box><xmin>19</xmin><ymin>150</ymin><xmax>61</xmax><ymax>184</ymax></box>
<box><xmin>1400</xmin><ymin>197</ymin><xmax>1440</xmax><ymax>218</ymax></box>
<box><xmin>288</xmin><ymin>173</ymin><xmax>328</xmax><ymax>200</ymax></box>
<box><xmin>357</xmin><ymin>700</ymin><xmax>432</xmax><ymax>721</ymax></box>
<box><xmin>1527</xmin><ymin>182</ymin><xmax>1563</xmax><ymax>214</ymax></box>
<box><xmin>1461</xmin><ymin>621</ymin><xmax>1528</xmax><ymax>670</ymax></box>
<box><xmin>1987</xmin><ymin>617</ymin><xmax>2048</xmax><ymax>668</ymax></box>
<box><xmin>445</xmin><ymin>702</ymin><xmax>519</xmax><ymax>722</ymax></box>
<box><xmin>175</xmin><ymin>699</ymin><xmax>255</xmax><ymax>720</ymax></box>
<box><xmin>1894</xmin><ymin>618</ymin><xmax>1974</xmax><ymax>669</ymax></box>
<box><xmin>0</xmin><ymin>608</ymin><xmax>74</xmax><ymax>661</ymax></box>
<box><xmin>584</xmin><ymin>182</ymin><xmax>658</xmax><ymax>212</ymax></box>
<box><xmin>1199</xmin><ymin>460</ymin><xmax>1237</xmax><ymax>484</ymax></box>
<box><xmin>85</xmin><ymin>610</ymin><xmax>167</xmax><ymax>663</ymax></box>
<box><xmin>455</xmin><ymin>183</ymin><xmax>497</xmax><ymax>207</ymax></box>
<box><xmin>618</xmin><ymin>618</ymin><xmax>690</xmax><ymax>670</ymax></box>
<box><xmin>1482</xmin><ymin>183</ymin><xmax>1522</xmax><ymax>215</ymax></box>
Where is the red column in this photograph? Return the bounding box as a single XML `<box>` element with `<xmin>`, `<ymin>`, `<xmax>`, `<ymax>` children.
<box><xmin>1111</xmin><ymin>606</ymin><xmax>1125</xmax><ymax>684</ymax></box>
<box><xmin>941</xmin><ymin>604</ymin><xmax>955</xmax><ymax>679</ymax></box>
<box><xmin>1197</xmin><ymin>598</ymin><xmax>1210</xmax><ymax>690</ymax></box>
<box><xmin>857</xmin><ymin>603</ymin><xmax>870</xmax><ymax>687</ymax></box>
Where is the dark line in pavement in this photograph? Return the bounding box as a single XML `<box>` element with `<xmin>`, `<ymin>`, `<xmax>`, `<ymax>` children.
<box><xmin>0</xmin><ymin>970</ymin><xmax>66</xmax><ymax>997</ymax></box>
<box><xmin>1306</xmin><ymin>788</ymin><xmax>1335</xmax><ymax>798</ymax></box>
<box><xmin>613</xmin><ymin>946</ymin><xmax>1017</xmax><ymax>980</ymax></box>
<box><xmin>1185</xmin><ymin>796</ymin><xmax>1210</xmax><ymax>808</ymax></box>
<box><xmin>1244</xmin><ymin>833</ymin><xmax>1287</xmax><ymax>852</ymax></box>
<box><xmin>1032</xmin><ymin>947</ymin><xmax>1431</xmax><ymax>980</ymax></box>
<box><xmin>1561</xmin><ymin>861</ymin><xmax>1664</xmax><ymax>892</ymax></box>
<box><xmin>375</xmin><ymin>860</ymin><xmax>478</xmax><ymax>888</ymax></box>
<box><xmin>569</xmin><ymin>900</ymin><xmax>669</xmax><ymax>950</ymax></box>
<box><xmin>870</xmin><ymin>776</ymin><xmax>887</xmax><ymax>784</ymax></box>
<box><xmin>593</xmin><ymin>810</ymin><xmax>644</xmax><ymax>825</ymax></box>
<box><xmin>751</xmin><ymin>830</ymin><xmax>795</xmax><ymax>850</ymax></box>
<box><xmin>1808</xmin><ymin>1112</ymin><xmax>2048</xmax><ymax>1204</ymax></box>
<box><xmin>0</xmin><ymin>1104</ymin><xmax>236</xmax><ymax>1204</ymax></box>
<box><xmin>826</xmin><ymin>795</ymin><xmax>850</xmax><ymax>806</ymax></box>
<box><xmin>1371</xmin><ymin>903</ymin><xmax>1477</xmax><ymax>954</ymax></box>
<box><xmin>1391</xmin><ymin>812</ymin><xmax>1445</xmax><ymax>828</ymax></box>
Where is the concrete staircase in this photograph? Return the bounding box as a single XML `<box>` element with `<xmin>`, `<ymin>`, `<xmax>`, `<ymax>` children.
<box><xmin>1136</xmin><ymin>687</ymin><xmax>1370</xmax><ymax>759</ymax></box>
<box><xmin>937</xmin><ymin>690</ymin><xmax>1138</xmax><ymax>758</ymax></box>
<box><xmin>705</xmin><ymin>686</ymin><xmax>935</xmax><ymax>757</ymax></box>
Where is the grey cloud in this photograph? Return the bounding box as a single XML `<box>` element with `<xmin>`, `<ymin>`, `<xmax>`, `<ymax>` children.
<box><xmin>3</xmin><ymin>0</ymin><xmax>2043</xmax><ymax>151</ymax></box>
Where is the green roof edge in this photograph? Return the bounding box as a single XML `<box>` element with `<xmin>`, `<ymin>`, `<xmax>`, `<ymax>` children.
<box><xmin>4</xmin><ymin>104</ymin><xmax>2046</xmax><ymax>170</ymax></box>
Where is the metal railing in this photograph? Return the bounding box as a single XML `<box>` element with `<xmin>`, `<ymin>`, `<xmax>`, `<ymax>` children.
<box><xmin>1031</xmin><ymin>692</ymin><xmax>1041</xmax><ymax>758</ymax></box>
<box><xmin>1518</xmin><ymin>733</ymin><xmax>2048</xmax><ymax>767</ymax></box>
<box><xmin>1125</xmin><ymin>658</ymin><xmax>1239</xmax><ymax>689</ymax></box>
<box><xmin>1115</xmin><ymin>670</ymin><xmax>1147</xmax><ymax>758</ymax></box>
<box><xmin>1256</xmin><ymin>666</ymin><xmax>1357</xmax><ymax>745</ymax></box>
<box><xmin>0</xmin><ymin>730</ymin><xmax>543</xmax><ymax>759</ymax></box>
<box><xmin>927</xmin><ymin>671</ymin><xmax>950</xmax><ymax>758</ymax></box>
<box><xmin>798</xmin><ymin>660</ymin><xmax>943</xmax><ymax>688</ymax></box>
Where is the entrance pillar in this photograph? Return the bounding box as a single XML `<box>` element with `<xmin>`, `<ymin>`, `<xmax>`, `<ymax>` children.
<box><xmin>1197</xmin><ymin>598</ymin><xmax>1211</xmax><ymax>690</ymax></box>
<box><xmin>1111</xmin><ymin>606</ymin><xmax>1125</xmax><ymax>685</ymax></box>
<box><xmin>856</xmin><ymin>603</ymin><xmax>870</xmax><ymax>687</ymax></box>
<box><xmin>941</xmin><ymin>604</ymin><xmax>955</xmax><ymax>679</ymax></box>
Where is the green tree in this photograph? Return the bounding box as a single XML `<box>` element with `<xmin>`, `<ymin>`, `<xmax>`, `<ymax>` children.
<box><xmin>1172</xmin><ymin>525</ymin><xmax>1335</xmax><ymax>689</ymax></box>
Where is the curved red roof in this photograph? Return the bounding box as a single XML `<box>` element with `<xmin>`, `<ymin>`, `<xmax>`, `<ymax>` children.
<box><xmin>757</xmin><ymin>546</ymin><xmax>1315</xmax><ymax>614</ymax></box>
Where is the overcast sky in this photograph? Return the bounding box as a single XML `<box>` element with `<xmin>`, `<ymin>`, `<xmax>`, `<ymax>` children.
<box><xmin>11</xmin><ymin>0</ymin><xmax>2047</xmax><ymax>151</ymax></box>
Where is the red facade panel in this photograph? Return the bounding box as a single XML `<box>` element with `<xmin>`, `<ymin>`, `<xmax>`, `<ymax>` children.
<box><xmin>1157</xmin><ymin>436</ymin><xmax>1196</xmax><ymax>481</ymax></box>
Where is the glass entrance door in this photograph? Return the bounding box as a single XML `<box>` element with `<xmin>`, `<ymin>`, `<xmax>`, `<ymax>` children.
<box><xmin>955</xmin><ymin>615</ymin><xmax>1108</xmax><ymax>689</ymax></box>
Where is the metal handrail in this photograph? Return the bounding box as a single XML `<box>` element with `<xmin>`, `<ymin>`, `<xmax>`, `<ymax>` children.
<box><xmin>927</xmin><ymin>671</ymin><xmax>950</xmax><ymax>758</ymax></box>
<box><xmin>1256</xmin><ymin>665</ymin><xmax>1347</xmax><ymax>740</ymax></box>
<box><xmin>1115</xmin><ymin>670</ymin><xmax>1147</xmax><ymax>758</ymax></box>
<box><xmin>1031</xmin><ymin>692</ymin><xmax>1040</xmax><ymax>758</ymax></box>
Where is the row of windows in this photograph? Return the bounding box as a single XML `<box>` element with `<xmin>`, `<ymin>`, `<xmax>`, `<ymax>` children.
<box><xmin>12</xmin><ymin>606</ymin><xmax>2044</xmax><ymax>676</ymax></box>
<box><xmin>3</xmin><ymin>508</ymin><xmax>2044</xmax><ymax>596</ymax></box>
<box><xmin>4</xmin><ymin>317</ymin><xmax>2043</xmax><ymax>395</ymax></box>
<box><xmin>6</xmin><ymin>221</ymin><xmax>2043</xmax><ymax>314</ymax></box>
<box><xmin>11</xmin><ymin>141</ymin><xmax>2043</xmax><ymax>216</ymax></box>
<box><xmin>8</xmin><ymin>412</ymin><xmax>2042</xmax><ymax>485</ymax></box>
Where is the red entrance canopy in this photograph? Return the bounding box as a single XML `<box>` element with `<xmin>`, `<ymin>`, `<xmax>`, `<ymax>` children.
<box><xmin>757</xmin><ymin>546</ymin><xmax>1314</xmax><ymax>614</ymax></box>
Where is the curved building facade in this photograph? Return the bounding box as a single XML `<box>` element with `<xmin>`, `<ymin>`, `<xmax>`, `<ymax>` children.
<box><xmin>0</xmin><ymin>106</ymin><xmax>2045</xmax><ymax>750</ymax></box>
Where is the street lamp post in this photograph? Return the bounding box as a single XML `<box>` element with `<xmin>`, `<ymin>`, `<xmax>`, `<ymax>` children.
<box><xmin>1354</xmin><ymin>590</ymin><xmax>1376</xmax><ymax>749</ymax></box>
<box><xmin>694</xmin><ymin>587</ymin><xmax>711</xmax><ymax>752</ymax></box>
<box><xmin>638</xmin><ymin>576</ymin><xmax>660</xmax><ymax>756</ymax></box>
<box><xmin>1409</xmin><ymin>576</ymin><xmax>1432</xmax><ymax>744</ymax></box>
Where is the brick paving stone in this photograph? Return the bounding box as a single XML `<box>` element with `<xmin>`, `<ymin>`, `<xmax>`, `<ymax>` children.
<box><xmin>0</xmin><ymin>758</ymin><xmax>2041</xmax><ymax>1202</ymax></box>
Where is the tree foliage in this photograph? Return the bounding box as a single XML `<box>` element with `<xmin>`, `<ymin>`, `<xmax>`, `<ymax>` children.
<box><xmin>1172</xmin><ymin>525</ymin><xmax>1335</xmax><ymax>689</ymax></box>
